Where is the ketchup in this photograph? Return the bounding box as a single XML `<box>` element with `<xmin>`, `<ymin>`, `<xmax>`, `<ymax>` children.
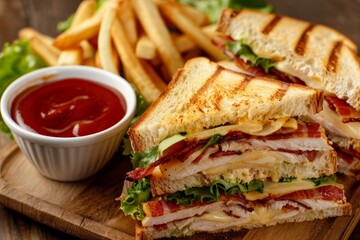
<box><xmin>11</xmin><ymin>78</ymin><xmax>126</xmax><ymax>137</ymax></box>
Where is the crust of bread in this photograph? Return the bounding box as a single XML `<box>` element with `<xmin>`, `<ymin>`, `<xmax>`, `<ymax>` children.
<box><xmin>217</xmin><ymin>9</ymin><xmax>360</xmax><ymax>110</ymax></box>
<box><xmin>140</xmin><ymin>203</ymin><xmax>352</xmax><ymax>239</ymax></box>
<box><xmin>150</xmin><ymin>149</ymin><xmax>336</xmax><ymax>196</ymax></box>
<box><xmin>129</xmin><ymin>57</ymin><xmax>323</xmax><ymax>152</ymax></box>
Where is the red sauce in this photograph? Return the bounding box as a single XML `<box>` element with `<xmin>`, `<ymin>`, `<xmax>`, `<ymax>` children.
<box><xmin>11</xmin><ymin>78</ymin><xmax>126</xmax><ymax>137</ymax></box>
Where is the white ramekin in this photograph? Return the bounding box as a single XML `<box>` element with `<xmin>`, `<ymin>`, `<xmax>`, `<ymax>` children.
<box><xmin>0</xmin><ymin>66</ymin><xmax>136</xmax><ymax>181</ymax></box>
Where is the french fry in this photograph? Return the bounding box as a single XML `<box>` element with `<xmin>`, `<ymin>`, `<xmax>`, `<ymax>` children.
<box><xmin>57</xmin><ymin>49</ymin><xmax>82</xmax><ymax>65</ymax></box>
<box><xmin>118</xmin><ymin>0</ymin><xmax>138</xmax><ymax>47</ymax></box>
<box><xmin>172</xmin><ymin>33</ymin><xmax>196</xmax><ymax>53</ymax></box>
<box><xmin>95</xmin><ymin>46</ymin><xmax>120</xmax><ymax>69</ymax></box>
<box><xmin>30</xmin><ymin>37</ymin><xmax>59</xmax><ymax>66</ymax></box>
<box><xmin>141</xmin><ymin>60</ymin><xmax>167</xmax><ymax>91</ymax></box>
<box><xmin>83</xmin><ymin>57</ymin><xmax>96</xmax><ymax>67</ymax></box>
<box><xmin>132</xmin><ymin>0</ymin><xmax>183</xmax><ymax>77</ymax></box>
<box><xmin>57</xmin><ymin>0</ymin><xmax>96</xmax><ymax>65</ymax></box>
<box><xmin>159</xmin><ymin>3</ymin><xmax>227</xmax><ymax>61</ymax></box>
<box><xmin>95</xmin><ymin>50</ymin><xmax>101</xmax><ymax>68</ymax></box>
<box><xmin>150</xmin><ymin>53</ymin><xmax>162</xmax><ymax>67</ymax></box>
<box><xmin>172</xmin><ymin>24</ymin><xmax>218</xmax><ymax>53</ymax></box>
<box><xmin>135</xmin><ymin>35</ymin><xmax>157</xmax><ymax>60</ymax></box>
<box><xmin>159</xmin><ymin>63</ymin><xmax>172</xmax><ymax>83</ymax></box>
<box><xmin>18</xmin><ymin>28</ymin><xmax>53</xmax><ymax>45</ymax></box>
<box><xmin>98</xmin><ymin>3</ymin><xmax>119</xmax><ymax>74</ymax></box>
<box><xmin>183</xmin><ymin>48</ymin><xmax>203</xmax><ymax>62</ymax></box>
<box><xmin>111</xmin><ymin>18</ymin><xmax>163</xmax><ymax>102</ymax></box>
<box><xmin>80</xmin><ymin>40</ymin><xmax>95</xmax><ymax>60</ymax></box>
<box><xmin>174</xmin><ymin>2</ymin><xmax>209</xmax><ymax>26</ymax></box>
<box><xmin>71</xmin><ymin>0</ymin><xmax>96</xmax><ymax>27</ymax></box>
<box><xmin>53</xmin><ymin>7</ymin><xmax>105</xmax><ymax>50</ymax></box>
<box><xmin>19</xmin><ymin>28</ymin><xmax>60</xmax><ymax>66</ymax></box>
<box><xmin>153</xmin><ymin>0</ymin><xmax>208</xmax><ymax>26</ymax></box>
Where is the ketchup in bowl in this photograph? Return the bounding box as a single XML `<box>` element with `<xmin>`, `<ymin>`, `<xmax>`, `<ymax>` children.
<box><xmin>11</xmin><ymin>78</ymin><xmax>126</xmax><ymax>137</ymax></box>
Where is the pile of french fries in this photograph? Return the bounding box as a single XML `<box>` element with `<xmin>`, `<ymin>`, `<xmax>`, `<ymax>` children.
<box><xmin>18</xmin><ymin>0</ymin><xmax>228</xmax><ymax>102</ymax></box>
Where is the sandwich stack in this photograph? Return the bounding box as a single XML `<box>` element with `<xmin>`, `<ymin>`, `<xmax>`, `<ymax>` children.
<box><xmin>215</xmin><ymin>8</ymin><xmax>360</xmax><ymax>179</ymax></box>
<box><xmin>120</xmin><ymin>57</ymin><xmax>351</xmax><ymax>239</ymax></box>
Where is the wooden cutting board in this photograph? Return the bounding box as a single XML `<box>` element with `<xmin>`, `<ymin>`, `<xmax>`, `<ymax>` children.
<box><xmin>1</xmin><ymin>141</ymin><xmax>360</xmax><ymax>240</ymax></box>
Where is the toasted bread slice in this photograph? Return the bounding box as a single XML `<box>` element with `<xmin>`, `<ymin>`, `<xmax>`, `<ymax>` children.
<box><xmin>129</xmin><ymin>57</ymin><xmax>323</xmax><ymax>152</ymax></box>
<box><xmin>217</xmin><ymin>9</ymin><xmax>360</xmax><ymax>110</ymax></box>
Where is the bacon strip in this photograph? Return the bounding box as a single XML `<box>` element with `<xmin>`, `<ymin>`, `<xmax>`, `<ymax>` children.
<box><xmin>331</xmin><ymin>141</ymin><xmax>360</xmax><ymax>163</ymax></box>
<box><xmin>126</xmin><ymin>140</ymin><xmax>206</xmax><ymax>181</ymax></box>
<box><xmin>275</xmin><ymin>185</ymin><xmax>344</xmax><ymax>201</ymax></box>
<box><xmin>325</xmin><ymin>96</ymin><xmax>360</xmax><ymax>123</ymax></box>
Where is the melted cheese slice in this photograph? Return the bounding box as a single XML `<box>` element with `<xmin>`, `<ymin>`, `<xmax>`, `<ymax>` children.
<box><xmin>202</xmin><ymin>150</ymin><xmax>306</xmax><ymax>175</ymax></box>
<box><xmin>275</xmin><ymin>61</ymin><xmax>324</xmax><ymax>90</ymax></box>
<box><xmin>186</xmin><ymin>117</ymin><xmax>297</xmax><ymax>141</ymax></box>
<box><xmin>243</xmin><ymin>179</ymin><xmax>343</xmax><ymax>201</ymax></box>
<box><xmin>310</xmin><ymin>102</ymin><xmax>360</xmax><ymax>139</ymax></box>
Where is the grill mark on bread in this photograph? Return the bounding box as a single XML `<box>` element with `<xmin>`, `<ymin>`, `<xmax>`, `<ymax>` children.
<box><xmin>295</xmin><ymin>24</ymin><xmax>315</xmax><ymax>56</ymax></box>
<box><xmin>270</xmin><ymin>82</ymin><xmax>290</xmax><ymax>101</ymax></box>
<box><xmin>327</xmin><ymin>41</ymin><xmax>343</xmax><ymax>72</ymax></box>
<box><xmin>262</xmin><ymin>15</ymin><xmax>282</xmax><ymax>35</ymax></box>
<box><xmin>237</xmin><ymin>75</ymin><xmax>252</xmax><ymax>91</ymax></box>
<box><xmin>217</xmin><ymin>9</ymin><xmax>241</xmax><ymax>33</ymax></box>
<box><xmin>187</xmin><ymin>66</ymin><xmax>222</xmax><ymax>108</ymax></box>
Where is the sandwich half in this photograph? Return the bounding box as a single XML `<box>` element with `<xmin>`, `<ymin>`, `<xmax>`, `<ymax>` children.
<box><xmin>120</xmin><ymin>58</ymin><xmax>351</xmax><ymax>239</ymax></box>
<box><xmin>215</xmin><ymin>8</ymin><xmax>360</xmax><ymax>179</ymax></box>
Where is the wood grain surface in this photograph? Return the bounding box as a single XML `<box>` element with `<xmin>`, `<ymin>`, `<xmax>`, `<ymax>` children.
<box><xmin>1</xmin><ymin>0</ymin><xmax>360</xmax><ymax>239</ymax></box>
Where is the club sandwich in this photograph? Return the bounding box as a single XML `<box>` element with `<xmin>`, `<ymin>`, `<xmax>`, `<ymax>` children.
<box><xmin>215</xmin><ymin>8</ymin><xmax>360</xmax><ymax>179</ymax></box>
<box><xmin>120</xmin><ymin>57</ymin><xmax>351</xmax><ymax>239</ymax></box>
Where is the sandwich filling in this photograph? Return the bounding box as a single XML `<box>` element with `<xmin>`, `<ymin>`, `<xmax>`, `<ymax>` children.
<box><xmin>120</xmin><ymin>118</ymin><xmax>342</xmax><ymax>222</ymax></box>
<box><xmin>120</xmin><ymin>175</ymin><xmax>348</xmax><ymax>238</ymax></box>
<box><xmin>126</xmin><ymin>119</ymin><xmax>335</xmax><ymax>193</ymax></box>
<box><xmin>215</xmin><ymin>37</ymin><xmax>360</xmax><ymax>177</ymax></box>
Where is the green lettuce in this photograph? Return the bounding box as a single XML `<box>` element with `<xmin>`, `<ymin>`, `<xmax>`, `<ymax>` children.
<box><xmin>279</xmin><ymin>176</ymin><xmax>297</xmax><ymax>183</ymax></box>
<box><xmin>120</xmin><ymin>175</ymin><xmax>339</xmax><ymax>220</ymax></box>
<box><xmin>127</xmin><ymin>133</ymin><xmax>222</xmax><ymax>168</ymax></box>
<box><xmin>130</xmin><ymin>146</ymin><xmax>158</xmax><ymax>169</ymax></box>
<box><xmin>178</xmin><ymin>0</ymin><xmax>274</xmax><ymax>24</ymax></box>
<box><xmin>164</xmin><ymin>179</ymin><xmax>264</xmax><ymax>206</ymax></box>
<box><xmin>0</xmin><ymin>40</ymin><xmax>47</xmax><ymax>138</ymax></box>
<box><xmin>202</xmin><ymin>134</ymin><xmax>222</xmax><ymax>150</ymax></box>
<box><xmin>57</xmin><ymin>14</ymin><xmax>74</xmax><ymax>33</ymax></box>
<box><xmin>226</xmin><ymin>41</ymin><xmax>276</xmax><ymax>72</ymax></box>
<box><xmin>120</xmin><ymin>178</ymin><xmax>152</xmax><ymax>220</ymax></box>
<box><xmin>308</xmin><ymin>174</ymin><xmax>337</xmax><ymax>186</ymax></box>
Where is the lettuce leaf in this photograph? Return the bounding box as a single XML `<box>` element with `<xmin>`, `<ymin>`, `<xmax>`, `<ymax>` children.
<box><xmin>279</xmin><ymin>176</ymin><xmax>297</xmax><ymax>183</ymax></box>
<box><xmin>0</xmin><ymin>39</ymin><xmax>47</xmax><ymax>138</ymax></box>
<box><xmin>130</xmin><ymin>146</ymin><xmax>158</xmax><ymax>169</ymax></box>
<box><xmin>164</xmin><ymin>179</ymin><xmax>264</xmax><ymax>206</ymax></box>
<box><xmin>203</xmin><ymin>134</ymin><xmax>222</xmax><ymax>150</ymax></box>
<box><xmin>57</xmin><ymin>14</ymin><xmax>74</xmax><ymax>33</ymax></box>
<box><xmin>120</xmin><ymin>178</ymin><xmax>152</xmax><ymax>220</ymax></box>
<box><xmin>226</xmin><ymin>41</ymin><xmax>276</xmax><ymax>72</ymax></box>
<box><xmin>308</xmin><ymin>174</ymin><xmax>337</xmax><ymax>186</ymax></box>
<box><xmin>178</xmin><ymin>0</ymin><xmax>274</xmax><ymax>24</ymax></box>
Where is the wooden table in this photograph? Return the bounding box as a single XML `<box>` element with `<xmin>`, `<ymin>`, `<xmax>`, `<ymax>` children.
<box><xmin>1</xmin><ymin>0</ymin><xmax>360</xmax><ymax>239</ymax></box>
